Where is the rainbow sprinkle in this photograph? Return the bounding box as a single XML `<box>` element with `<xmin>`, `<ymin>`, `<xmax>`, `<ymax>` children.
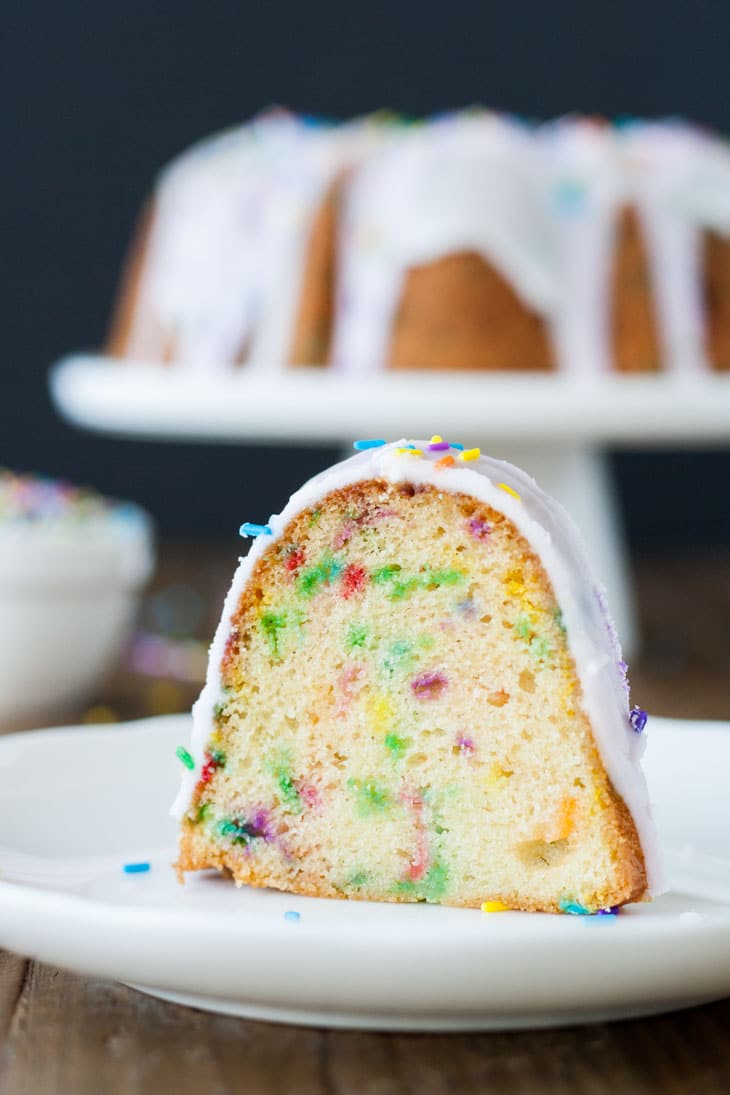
<box><xmin>559</xmin><ymin>900</ymin><xmax>590</xmax><ymax>915</ymax></box>
<box><xmin>428</xmin><ymin>441</ymin><xmax>450</xmax><ymax>452</ymax></box>
<box><xmin>240</xmin><ymin>522</ymin><xmax>273</xmax><ymax>538</ymax></box>
<box><xmin>353</xmin><ymin>439</ymin><xmax>386</xmax><ymax>450</ymax></box>
<box><xmin>630</xmin><ymin>706</ymin><xmax>648</xmax><ymax>734</ymax></box>
<box><xmin>176</xmin><ymin>746</ymin><xmax>195</xmax><ymax>770</ymax></box>
<box><xmin>123</xmin><ymin>862</ymin><xmax>151</xmax><ymax>874</ymax></box>
<box><xmin>435</xmin><ymin>454</ymin><xmax>455</xmax><ymax>470</ymax></box>
<box><xmin>498</xmin><ymin>483</ymin><xmax>521</xmax><ymax>501</ymax></box>
<box><xmin>481</xmin><ymin>901</ymin><xmax>509</xmax><ymax>913</ymax></box>
<box><xmin>459</xmin><ymin>448</ymin><xmax>481</xmax><ymax>462</ymax></box>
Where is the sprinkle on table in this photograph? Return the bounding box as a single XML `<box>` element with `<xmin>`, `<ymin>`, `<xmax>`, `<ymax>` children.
<box><xmin>176</xmin><ymin>746</ymin><xmax>195</xmax><ymax>770</ymax></box>
<box><xmin>284</xmin><ymin>910</ymin><xmax>301</xmax><ymax>922</ymax></box>
<box><xmin>353</xmin><ymin>439</ymin><xmax>386</xmax><ymax>450</ymax></box>
<box><xmin>123</xmin><ymin>862</ymin><xmax>151</xmax><ymax>875</ymax></box>
<box><xmin>481</xmin><ymin>901</ymin><xmax>509</xmax><ymax>913</ymax></box>
<box><xmin>239</xmin><ymin>522</ymin><xmax>273</xmax><ymax>538</ymax></box>
<box><xmin>497</xmin><ymin>483</ymin><xmax>521</xmax><ymax>501</ymax></box>
<box><xmin>459</xmin><ymin>448</ymin><xmax>481</xmax><ymax>462</ymax></box>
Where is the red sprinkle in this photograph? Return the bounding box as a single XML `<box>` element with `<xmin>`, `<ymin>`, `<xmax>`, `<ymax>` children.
<box><xmin>198</xmin><ymin>751</ymin><xmax>220</xmax><ymax>788</ymax></box>
<box><xmin>342</xmin><ymin>563</ymin><xmax>367</xmax><ymax>598</ymax></box>
<box><xmin>285</xmin><ymin>548</ymin><xmax>306</xmax><ymax>573</ymax></box>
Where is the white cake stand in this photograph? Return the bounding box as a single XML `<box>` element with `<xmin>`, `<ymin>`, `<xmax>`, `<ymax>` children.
<box><xmin>50</xmin><ymin>354</ymin><xmax>730</xmax><ymax>656</ymax></box>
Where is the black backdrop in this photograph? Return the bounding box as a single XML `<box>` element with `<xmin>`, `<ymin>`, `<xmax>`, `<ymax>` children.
<box><xmin>3</xmin><ymin>0</ymin><xmax>730</xmax><ymax>546</ymax></box>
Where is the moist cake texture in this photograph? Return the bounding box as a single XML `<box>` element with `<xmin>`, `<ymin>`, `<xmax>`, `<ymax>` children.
<box><xmin>173</xmin><ymin>440</ymin><xmax>662</xmax><ymax>913</ymax></box>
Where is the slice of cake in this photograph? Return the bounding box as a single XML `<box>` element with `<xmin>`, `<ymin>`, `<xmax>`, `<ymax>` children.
<box><xmin>172</xmin><ymin>439</ymin><xmax>662</xmax><ymax>913</ymax></box>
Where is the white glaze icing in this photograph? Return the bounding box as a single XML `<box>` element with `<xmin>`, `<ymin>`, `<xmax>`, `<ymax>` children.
<box><xmin>331</xmin><ymin>113</ymin><xmax>558</xmax><ymax>373</ymax></box>
<box><xmin>125</xmin><ymin>110</ymin><xmax>388</xmax><ymax>369</ymax></box>
<box><xmin>541</xmin><ymin>117</ymin><xmax>730</xmax><ymax>375</ymax></box>
<box><xmin>171</xmin><ymin>440</ymin><xmax>663</xmax><ymax>896</ymax></box>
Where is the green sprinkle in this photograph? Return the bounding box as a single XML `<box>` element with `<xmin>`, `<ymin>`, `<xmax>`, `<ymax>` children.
<box><xmin>346</xmin><ymin>622</ymin><xmax>368</xmax><ymax>650</ymax></box>
<box><xmin>347</xmin><ymin>871</ymin><xmax>370</xmax><ymax>888</ymax></box>
<box><xmin>260</xmin><ymin>612</ymin><xmax>288</xmax><ymax>659</ymax></box>
<box><xmin>384</xmin><ymin>732</ymin><xmax>410</xmax><ymax>759</ymax></box>
<box><xmin>297</xmin><ymin>555</ymin><xmax>344</xmax><ymax>597</ymax></box>
<box><xmin>209</xmin><ymin>748</ymin><xmax>226</xmax><ymax>766</ymax></box>
<box><xmin>176</xmin><ymin>746</ymin><xmax>195</xmax><ymax>770</ymax></box>
<box><xmin>514</xmin><ymin>613</ymin><xmax>533</xmax><ymax>640</ymax></box>
<box><xmin>347</xmin><ymin>777</ymin><xmax>392</xmax><ymax>815</ymax></box>
<box><xmin>530</xmin><ymin>635</ymin><xmax>552</xmax><ymax>662</ymax></box>
<box><xmin>196</xmin><ymin>802</ymin><xmax>212</xmax><ymax>823</ymax></box>
<box><xmin>395</xmin><ymin>860</ymin><xmax>449</xmax><ymax>903</ymax></box>
<box><xmin>213</xmin><ymin>701</ymin><xmax>226</xmax><ymax>719</ymax></box>
<box><xmin>372</xmin><ymin>563</ymin><xmax>402</xmax><ymax>584</ymax></box>
<box><xmin>269</xmin><ymin>752</ymin><xmax>302</xmax><ymax>812</ymax></box>
<box><xmin>308</xmin><ymin>509</ymin><xmax>321</xmax><ymax>527</ymax></box>
<box><xmin>554</xmin><ymin>608</ymin><xmax>567</xmax><ymax>635</ymax></box>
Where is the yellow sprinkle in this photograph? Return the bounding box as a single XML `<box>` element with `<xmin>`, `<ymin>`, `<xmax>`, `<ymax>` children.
<box><xmin>458</xmin><ymin>447</ymin><xmax>481</xmax><ymax>462</ymax></box>
<box><xmin>481</xmin><ymin>901</ymin><xmax>509</xmax><ymax>913</ymax></box>
<box><xmin>430</xmin><ymin>434</ymin><xmax>443</xmax><ymax>443</ymax></box>
<box><xmin>498</xmin><ymin>483</ymin><xmax>521</xmax><ymax>500</ymax></box>
<box><xmin>395</xmin><ymin>447</ymin><xmax>422</xmax><ymax>456</ymax></box>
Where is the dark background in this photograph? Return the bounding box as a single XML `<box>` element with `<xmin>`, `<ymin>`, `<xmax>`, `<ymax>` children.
<box><xmin>3</xmin><ymin>0</ymin><xmax>730</xmax><ymax>547</ymax></box>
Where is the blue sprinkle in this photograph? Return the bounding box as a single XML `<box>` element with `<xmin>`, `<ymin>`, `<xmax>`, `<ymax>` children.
<box><xmin>559</xmin><ymin>900</ymin><xmax>590</xmax><ymax>915</ymax></box>
<box><xmin>284</xmin><ymin>910</ymin><xmax>301</xmax><ymax>922</ymax></box>
<box><xmin>353</xmin><ymin>439</ymin><xmax>386</xmax><ymax>450</ymax></box>
<box><xmin>450</xmin><ymin>442</ymin><xmax>465</xmax><ymax>451</ymax></box>
<box><xmin>239</xmin><ymin>522</ymin><xmax>273</xmax><ymax>538</ymax></box>
<box><xmin>123</xmin><ymin>862</ymin><xmax>151</xmax><ymax>874</ymax></box>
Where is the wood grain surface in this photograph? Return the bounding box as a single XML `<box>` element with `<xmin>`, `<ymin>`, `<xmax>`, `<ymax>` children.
<box><xmin>1</xmin><ymin>542</ymin><xmax>729</xmax><ymax>1094</ymax></box>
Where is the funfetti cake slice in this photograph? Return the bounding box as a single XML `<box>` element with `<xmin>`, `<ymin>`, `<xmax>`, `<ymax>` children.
<box><xmin>172</xmin><ymin>438</ymin><xmax>662</xmax><ymax>914</ymax></box>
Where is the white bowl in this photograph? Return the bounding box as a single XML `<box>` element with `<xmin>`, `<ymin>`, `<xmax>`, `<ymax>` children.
<box><xmin>0</xmin><ymin>496</ymin><xmax>154</xmax><ymax>728</ymax></box>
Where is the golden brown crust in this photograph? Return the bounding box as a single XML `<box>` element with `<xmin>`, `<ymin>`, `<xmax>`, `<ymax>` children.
<box><xmin>288</xmin><ymin>176</ymin><xmax>344</xmax><ymax>366</ymax></box>
<box><xmin>106</xmin><ymin>200</ymin><xmax>156</xmax><ymax>359</ymax></box>
<box><xmin>703</xmin><ymin>230</ymin><xmax>730</xmax><ymax>371</ymax></box>
<box><xmin>177</xmin><ymin>480</ymin><xmax>648</xmax><ymax>910</ymax></box>
<box><xmin>610</xmin><ymin>206</ymin><xmax>662</xmax><ymax>373</ymax></box>
<box><xmin>385</xmin><ymin>251</ymin><xmax>555</xmax><ymax>372</ymax></box>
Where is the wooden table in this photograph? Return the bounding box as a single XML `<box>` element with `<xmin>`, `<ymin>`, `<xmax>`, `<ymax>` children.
<box><xmin>1</xmin><ymin>542</ymin><xmax>729</xmax><ymax>1093</ymax></box>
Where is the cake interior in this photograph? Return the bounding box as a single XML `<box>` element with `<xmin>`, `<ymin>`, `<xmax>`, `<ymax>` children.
<box><xmin>177</xmin><ymin>479</ymin><xmax>646</xmax><ymax>912</ymax></box>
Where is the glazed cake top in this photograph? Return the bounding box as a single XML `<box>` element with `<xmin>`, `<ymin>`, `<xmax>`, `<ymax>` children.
<box><xmin>172</xmin><ymin>438</ymin><xmax>663</xmax><ymax>895</ymax></box>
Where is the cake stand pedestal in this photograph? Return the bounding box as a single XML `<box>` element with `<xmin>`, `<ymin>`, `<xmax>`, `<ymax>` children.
<box><xmin>50</xmin><ymin>356</ymin><xmax>730</xmax><ymax>657</ymax></box>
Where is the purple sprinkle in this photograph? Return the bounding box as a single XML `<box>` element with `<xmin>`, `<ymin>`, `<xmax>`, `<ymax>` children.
<box><xmin>467</xmin><ymin>518</ymin><xmax>491</xmax><ymax>540</ymax></box>
<box><xmin>411</xmin><ymin>672</ymin><xmax>448</xmax><ymax>700</ymax></box>
<box><xmin>597</xmin><ymin>906</ymin><xmax>620</xmax><ymax>917</ymax></box>
<box><xmin>630</xmin><ymin>706</ymin><xmax>648</xmax><ymax>734</ymax></box>
<box><xmin>457</xmin><ymin>735</ymin><xmax>475</xmax><ymax>755</ymax></box>
<box><xmin>428</xmin><ymin>441</ymin><xmax>450</xmax><ymax>451</ymax></box>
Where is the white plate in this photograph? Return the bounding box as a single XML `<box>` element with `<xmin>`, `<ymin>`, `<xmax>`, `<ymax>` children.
<box><xmin>50</xmin><ymin>354</ymin><xmax>730</xmax><ymax>445</ymax></box>
<box><xmin>0</xmin><ymin>714</ymin><xmax>729</xmax><ymax>1031</ymax></box>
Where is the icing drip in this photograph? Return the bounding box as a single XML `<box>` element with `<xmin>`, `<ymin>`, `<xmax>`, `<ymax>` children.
<box><xmin>331</xmin><ymin>112</ymin><xmax>558</xmax><ymax>373</ymax></box>
<box><xmin>172</xmin><ymin>441</ymin><xmax>664</xmax><ymax>896</ymax></box>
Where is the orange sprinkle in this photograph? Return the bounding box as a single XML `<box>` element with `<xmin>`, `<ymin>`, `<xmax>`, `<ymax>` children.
<box><xmin>435</xmin><ymin>454</ymin><xmax>455</xmax><ymax>470</ymax></box>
